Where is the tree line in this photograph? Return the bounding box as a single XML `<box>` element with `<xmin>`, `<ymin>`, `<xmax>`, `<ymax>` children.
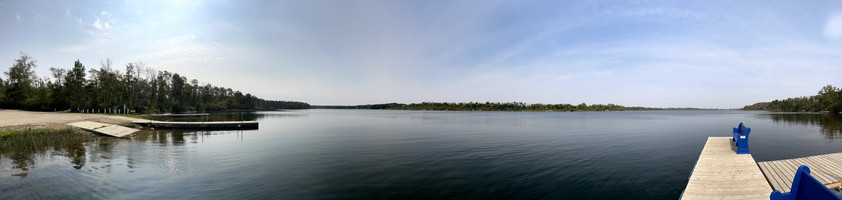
<box><xmin>0</xmin><ymin>53</ymin><xmax>309</xmax><ymax>113</ymax></box>
<box><xmin>743</xmin><ymin>85</ymin><xmax>842</xmax><ymax>112</ymax></box>
<box><xmin>315</xmin><ymin>102</ymin><xmax>703</xmax><ymax>111</ymax></box>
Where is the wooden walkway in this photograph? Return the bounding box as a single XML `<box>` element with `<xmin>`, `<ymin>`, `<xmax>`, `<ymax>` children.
<box><xmin>132</xmin><ymin>120</ymin><xmax>258</xmax><ymax>130</ymax></box>
<box><xmin>67</xmin><ymin>121</ymin><xmax>139</xmax><ymax>137</ymax></box>
<box><xmin>757</xmin><ymin>152</ymin><xmax>842</xmax><ymax>193</ymax></box>
<box><xmin>681</xmin><ymin>137</ymin><xmax>772</xmax><ymax>200</ymax></box>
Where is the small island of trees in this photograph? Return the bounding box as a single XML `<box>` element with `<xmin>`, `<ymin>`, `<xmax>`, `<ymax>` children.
<box><xmin>0</xmin><ymin>53</ymin><xmax>309</xmax><ymax>113</ymax></box>
<box><xmin>743</xmin><ymin>85</ymin><xmax>842</xmax><ymax>112</ymax></box>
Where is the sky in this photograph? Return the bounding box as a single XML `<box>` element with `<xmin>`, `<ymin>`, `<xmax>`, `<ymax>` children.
<box><xmin>1</xmin><ymin>0</ymin><xmax>842</xmax><ymax>108</ymax></box>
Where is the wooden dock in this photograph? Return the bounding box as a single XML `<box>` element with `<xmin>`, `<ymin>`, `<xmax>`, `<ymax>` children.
<box><xmin>67</xmin><ymin>121</ymin><xmax>139</xmax><ymax>137</ymax></box>
<box><xmin>758</xmin><ymin>152</ymin><xmax>842</xmax><ymax>193</ymax></box>
<box><xmin>132</xmin><ymin>120</ymin><xmax>258</xmax><ymax>130</ymax></box>
<box><xmin>681</xmin><ymin>137</ymin><xmax>772</xmax><ymax>200</ymax></box>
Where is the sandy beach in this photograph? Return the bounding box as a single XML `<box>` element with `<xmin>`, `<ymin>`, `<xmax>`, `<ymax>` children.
<box><xmin>0</xmin><ymin>109</ymin><xmax>138</xmax><ymax>129</ymax></box>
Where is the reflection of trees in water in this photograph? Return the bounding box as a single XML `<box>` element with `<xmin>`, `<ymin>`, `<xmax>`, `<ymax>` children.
<box><xmin>0</xmin><ymin>130</ymin><xmax>91</xmax><ymax>176</ymax></box>
<box><xmin>149</xmin><ymin>111</ymin><xmax>306</xmax><ymax>122</ymax></box>
<box><xmin>134</xmin><ymin>130</ymin><xmax>192</xmax><ymax>145</ymax></box>
<box><xmin>760</xmin><ymin>114</ymin><xmax>842</xmax><ymax>140</ymax></box>
<box><xmin>3</xmin><ymin>127</ymin><xmax>248</xmax><ymax>178</ymax></box>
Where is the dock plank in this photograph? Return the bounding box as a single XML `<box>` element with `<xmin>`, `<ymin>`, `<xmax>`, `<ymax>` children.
<box><xmin>776</xmin><ymin>160</ymin><xmax>797</xmax><ymax>190</ymax></box>
<box><xmin>820</xmin><ymin>155</ymin><xmax>842</xmax><ymax>181</ymax></box>
<box><xmin>681</xmin><ymin>137</ymin><xmax>772</xmax><ymax>200</ymax></box>
<box><xmin>757</xmin><ymin>151</ymin><xmax>842</xmax><ymax>194</ymax></box>
<box><xmin>796</xmin><ymin>158</ymin><xmax>832</xmax><ymax>184</ymax></box>
<box><xmin>768</xmin><ymin>160</ymin><xmax>793</xmax><ymax>192</ymax></box>
<box><xmin>801</xmin><ymin>158</ymin><xmax>836</xmax><ymax>184</ymax></box>
<box><xmin>758</xmin><ymin>162</ymin><xmax>785</xmax><ymax>193</ymax></box>
<box><xmin>813</xmin><ymin>156</ymin><xmax>842</xmax><ymax>180</ymax></box>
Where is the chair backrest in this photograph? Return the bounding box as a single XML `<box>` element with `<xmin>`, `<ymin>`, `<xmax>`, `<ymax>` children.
<box><xmin>734</xmin><ymin>122</ymin><xmax>750</xmax><ymax>136</ymax></box>
<box><xmin>771</xmin><ymin>165</ymin><xmax>842</xmax><ymax>200</ymax></box>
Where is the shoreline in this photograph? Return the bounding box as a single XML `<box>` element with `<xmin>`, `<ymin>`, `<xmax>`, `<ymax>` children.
<box><xmin>0</xmin><ymin>109</ymin><xmax>140</xmax><ymax>131</ymax></box>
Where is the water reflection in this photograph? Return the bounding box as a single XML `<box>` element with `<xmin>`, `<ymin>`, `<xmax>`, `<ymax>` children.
<box><xmin>0</xmin><ymin>134</ymin><xmax>93</xmax><ymax>177</ymax></box>
<box><xmin>0</xmin><ymin>128</ymin><xmax>250</xmax><ymax>178</ymax></box>
<box><xmin>148</xmin><ymin>111</ymin><xmax>306</xmax><ymax>122</ymax></box>
<box><xmin>758</xmin><ymin>113</ymin><xmax>842</xmax><ymax>139</ymax></box>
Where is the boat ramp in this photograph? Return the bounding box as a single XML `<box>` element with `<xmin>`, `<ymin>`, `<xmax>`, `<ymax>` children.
<box><xmin>67</xmin><ymin>121</ymin><xmax>139</xmax><ymax>137</ymax></box>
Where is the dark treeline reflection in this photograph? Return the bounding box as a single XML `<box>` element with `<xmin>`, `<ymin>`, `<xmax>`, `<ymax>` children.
<box><xmin>149</xmin><ymin>111</ymin><xmax>306</xmax><ymax>122</ymax></box>
<box><xmin>759</xmin><ymin>113</ymin><xmax>842</xmax><ymax>139</ymax></box>
<box><xmin>0</xmin><ymin>136</ymin><xmax>116</xmax><ymax>177</ymax></box>
<box><xmin>1</xmin><ymin>128</ymin><xmax>249</xmax><ymax>178</ymax></box>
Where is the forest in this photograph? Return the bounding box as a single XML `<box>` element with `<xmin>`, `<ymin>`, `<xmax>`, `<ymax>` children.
<box><xmin>743</xmin><ymin>85</ymin><xmax>842</xmax><ymax>112</ymax></box>
<box><xmin>315</xmin><ymin>102</ymin><xmax>701</xmax><ymax>111</ymax></box>
<box><xmin>0</xmin><ymin>53</ymin><xmax>310</xmax><ymax>113</ymax></box>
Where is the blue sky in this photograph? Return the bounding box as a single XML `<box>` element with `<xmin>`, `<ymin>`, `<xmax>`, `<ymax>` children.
<box><xmin>2</xmin><ymin>0</ymin><xmax>842</xmax><ymax>108</ymax></box>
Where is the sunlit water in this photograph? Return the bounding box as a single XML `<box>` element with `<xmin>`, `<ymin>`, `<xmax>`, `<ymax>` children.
<box><xmin>3</xmin><ymin>110</ymin><xmax>842</xmax><ymax>199</ymax></box>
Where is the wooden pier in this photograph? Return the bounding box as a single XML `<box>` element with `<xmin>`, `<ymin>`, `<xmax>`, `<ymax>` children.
<box><xmin>681</xmin><ymin>137</ymin><xmax>772</xmax><ymax>200</ymax></box>
<box><xmin>758</xmin><ymin>152</ymin><xmax>842</xmax><ymax>193</ymax></box>
<box><xmin>132</xmin><ymin>120</ymin><xmax>258</xmax><ymax>130</ymax></box>
<box><xmin>68</xmin><ymin>121</ymin><xmax>139</xmax><ymax>137</ymax></box>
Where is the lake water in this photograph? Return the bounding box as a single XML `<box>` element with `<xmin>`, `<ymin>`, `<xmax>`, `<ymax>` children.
<box><xmin>3</xmin><ymin>110</ymin><xmax>842</xmax><ymax>199</ymax></box>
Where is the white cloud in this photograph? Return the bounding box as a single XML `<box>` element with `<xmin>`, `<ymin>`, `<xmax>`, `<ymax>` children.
<box><xmin>65</xmin><ymin>6</ymin><xmax>71</xmax><ymax>16</ymax></box>
<box><xmin>91</xmin><ymin>10</ymin><xmax>113</xmax><ymax>31</ymax></box>
<box><xmin>92</xmin><ymin>18</ymin><xmax>103</xmax><ymax>29</ymax></box>
<box><xmin>16</xmin><ymin>13</ymin><xmax>20</xmax><ymax>21</ymax></box>
<box><xmin>140</xmin><ymin>35</ymin><xmax>224</xmax><ymax>69</ymax></box>
<box><xmin>824</xmin><ymin>14</ymin><xmax>842</xmax><ymax>40</ymax></box>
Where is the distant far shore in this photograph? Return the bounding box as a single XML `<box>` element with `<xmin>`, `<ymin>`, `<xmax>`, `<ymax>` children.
<box><xmin>311</xmin><ymin>102</ymin><xmax>715</xmax><ymax>112</ymax></box>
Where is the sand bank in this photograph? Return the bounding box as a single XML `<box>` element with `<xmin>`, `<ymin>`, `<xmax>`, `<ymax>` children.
<box><xmin>0</xmin><ymin>109</ymin><xmax>138</xmax><ymax>129</ymax></box>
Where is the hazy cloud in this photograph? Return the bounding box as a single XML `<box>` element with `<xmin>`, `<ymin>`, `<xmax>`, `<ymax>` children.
<box><xmin>91</xmin><ymin>10</ymin><xmax>112</xmax><ymax>30</ymax></box>
<box><xmin>31</xmin><ymin>10</ymin><xmax>39</xmax><ymax>21</ymax></box>
<box><xmin>825</xmin><ymin>14</ymin><xmax>842</xmax><ymax>40</ymax></box>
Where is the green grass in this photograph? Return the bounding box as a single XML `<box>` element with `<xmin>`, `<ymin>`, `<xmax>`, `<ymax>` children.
<box><xmin>0</xmin><ymin>128</ymin><xmax>91</xmax><ymax>154</ymax></box>
<box><xmin>0</xmin><ymin>131</ymin><xmax>15</xmax><ymax>138</ymax></box>
<box><xmin>0</xmin><ymin>127</ymin><xmax>93</xmax><ymax>171</ymax></box>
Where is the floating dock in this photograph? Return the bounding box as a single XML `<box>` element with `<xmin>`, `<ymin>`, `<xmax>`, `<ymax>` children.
<box><xmin>132</xmin><ymin>120</ymin><xmax>258</xmax><ymax>130</ymax></box>
<box><xmin>758</xmin><ymin>152</ymin><xmax>842</xmax><ymax>193</ymax></box>
<box><xmin>681</xmin><ymin>137</ymin><xmax>773</xmax><ymax>200</ymax></box>
<box><xmin>67</xmin><ymin>121</ymin><xmax>139</xmax><ymax>137</ymax></box>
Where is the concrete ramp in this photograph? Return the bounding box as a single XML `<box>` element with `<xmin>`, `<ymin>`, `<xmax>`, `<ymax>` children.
<box><xmin>68</xmin><ymin>121</ymin><xmax>139</xmax><ymax>137</ymax></box>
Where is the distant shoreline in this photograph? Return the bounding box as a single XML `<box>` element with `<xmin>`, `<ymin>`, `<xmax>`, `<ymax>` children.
<box><xmin>311</xmin><ymin>102</ymin><xmax>720</xmax><ymax>112</ymax></box>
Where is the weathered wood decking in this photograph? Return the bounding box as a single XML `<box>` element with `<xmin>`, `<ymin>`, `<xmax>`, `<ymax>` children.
<box><xmin>67</xmin><ymin>121</ymin><xmax>139</xmax><ymax>137</ymax></box>
<box><xmin>758</xmin><ymin>152</ymin><xmax>842</xmax><ymax>193</ymax></box>
<box><xmin>132</xmin><ymin>120</ymin><xmax>258</xmax><ymax>130</ymax></box>
<box><xmin>681</xmin><ymin>137</ymin><xmax>773</xmax><ymax>200</ymax></box>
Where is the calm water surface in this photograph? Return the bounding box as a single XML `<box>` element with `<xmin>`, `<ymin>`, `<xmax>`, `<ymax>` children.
<box><xmin>3</xmin><ymin>110</ymin><xmax>842</xmax><ymax>199</ymax></box>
